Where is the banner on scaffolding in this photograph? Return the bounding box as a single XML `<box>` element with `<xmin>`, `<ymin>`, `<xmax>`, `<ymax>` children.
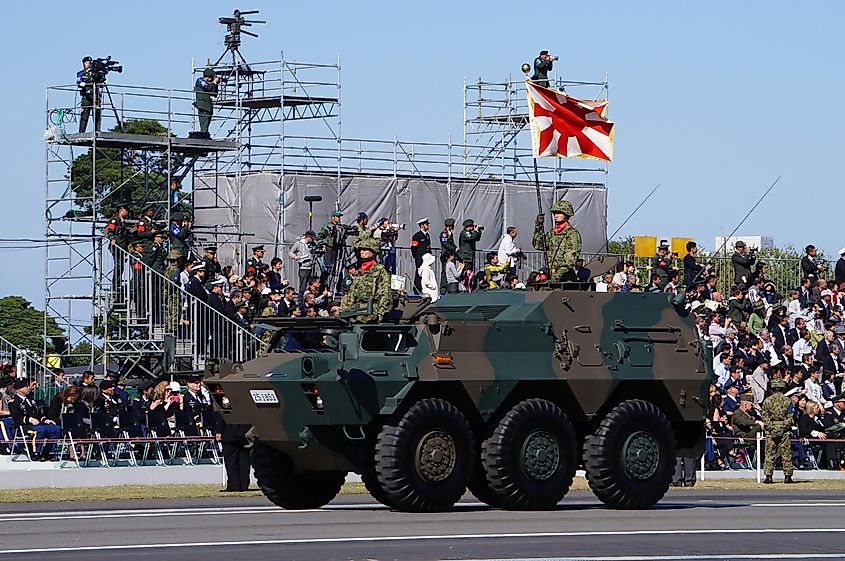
<box><xmin>526</xmin><ymin>81</ymin><xmax>614</xmax><ymax>162</ymax></box>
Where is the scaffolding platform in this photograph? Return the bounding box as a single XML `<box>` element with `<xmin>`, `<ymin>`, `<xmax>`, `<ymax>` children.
<box><xmin>52</xmin><ymin>132</ymin><xmax>239</xmax><ymax>155</ymax></box>
<box><xmin>215</xmin><ymin>94</ymin><xmax>338</xmax><ymax>110</ymax></box>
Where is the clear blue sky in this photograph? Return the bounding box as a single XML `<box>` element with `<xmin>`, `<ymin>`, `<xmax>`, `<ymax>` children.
<box><xmin>2</xmin><ymin>1</ymin><xmax>843</xmax><ymax>305</ymax></box>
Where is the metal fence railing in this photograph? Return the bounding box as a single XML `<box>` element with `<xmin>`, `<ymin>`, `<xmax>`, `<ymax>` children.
<box><xmin>0</xmin><ymin>336</ymin><xmax>55</xmax><ymax>388</ymax></box>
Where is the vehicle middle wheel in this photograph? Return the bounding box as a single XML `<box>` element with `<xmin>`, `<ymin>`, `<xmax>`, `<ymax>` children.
<box><xmin>252</xmin><ymin>441</ymin><xmax>346</xmax><ymax>510</ymax></box>
<box><xmin>374</xmin><ymin>398</ymin><xmax>475</xmax><ymax>512</ymax></box>
<box><xmin>482</xmin><ymin>398</ymin><xmax>578</xmax><ymax>510</ymax></box>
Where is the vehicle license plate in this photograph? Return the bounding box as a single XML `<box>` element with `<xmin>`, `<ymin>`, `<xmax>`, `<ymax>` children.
<box><xmin>250</xmin><ymin>389</ymin><xmax>279</xmax><ymax>404</ymax></box>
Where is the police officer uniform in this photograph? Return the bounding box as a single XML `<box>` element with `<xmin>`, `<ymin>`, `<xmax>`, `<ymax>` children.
<box><xmin>246</xmin><ymin>246</ymin><xmax>265</xmax><ymax>276</ymax></box>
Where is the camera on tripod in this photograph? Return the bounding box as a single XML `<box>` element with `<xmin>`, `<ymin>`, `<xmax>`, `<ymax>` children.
<box><xmin>90</xmin><ymin>56</ymin><xmax>123</xmax><ymax>82</ymax></box>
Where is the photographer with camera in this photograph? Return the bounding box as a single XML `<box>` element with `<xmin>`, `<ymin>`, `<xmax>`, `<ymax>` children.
<box><xmin>801</xmin><ymin>244</ymin><xmax>826</xmax><ymax>284</ymax></box>
<box><xmin>374</xmin><ymin>218</ymin><xmax>402</xmax><ymax>274</ymax></box>
<box><xmin>317</xmin><ymin>210</ymin><xmax>352</xmax><ymax>288</ymax></box>
<box><xmin>411</xmin><ymin>218</ymin><xmax>432</xmax><ymax>293</ymax></box>
<box><xmin>459</xmin><ymin>219</ymin><xmax>483</xmax><ymax>270</ymax></box>
<box><xmin>531</xmin><ymin>50</ymin><xmax>559</xmax><ymax>88</ymax></box>
<box><xmin>731</xmin><ymin>240</ymin><xmax>756</xmax><ymax>286</ymax></box>
<box><xmin>77</xmin><ymin>56</ymin><xmax>102</xmax><ymax>133</ymax></box>
<box><xmin>194</xmin><ymin>68</ymin><xmax>221</xmax><ymax>137</ymax></box>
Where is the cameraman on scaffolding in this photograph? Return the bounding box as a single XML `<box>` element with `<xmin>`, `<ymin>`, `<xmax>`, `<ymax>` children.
<box><xmin>77</xmin><ymin>56</ymin><xmax>102</xmax><ymax>133</ymax></box>
<box><xmin>194</xmin><ymin>68</ymin><xmax>221</xmax><ymax>138</ymax></box>
<box><xmin>531</xmin><ymin>50</ymin><xmax>559</xmax><ymax>88</ymax></box>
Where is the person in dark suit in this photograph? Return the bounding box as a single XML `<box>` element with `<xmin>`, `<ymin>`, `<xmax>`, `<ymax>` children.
<box><xmin>279</xmin><ymin>287</ymin><xmax>297</xmax><ymax>317</ymax></box>
<box><xmin>132</xmin><ymin>381</ymin><xmax>156</xmax><ymax>429</ymax></box>
<box><xmin>216</xmin><ymin>417</ymin><xmax>253</xmax><ymax>492</ymax></box>
<box><xmin>184</xmin><ymin>376</ymin><xmax>212</xmax><ymax>429</ymax></box>
<box><xmin>8</xmin><ymin>379</ymin><xmax>61</xmax><ymax>460</ymax></box>
<box><xmin>772</xmin><ymin>315</ymin><xmax>790</xmax><ymax>351</ymax></box>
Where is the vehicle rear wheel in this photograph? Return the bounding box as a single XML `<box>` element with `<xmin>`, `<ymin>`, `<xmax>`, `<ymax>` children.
<box><xmin>374</xmin><ymin>398</ymin><xmax>475</xmax><ymax>512</ymax></box>
<box><xmin>252</xmin><ymin>442</ymin><xmax>346</xmax><ymax>509</ymax></box>
<box><xmin>360</xmin><ymin>463</ymin><xmax>394</xmax><ymax>507</ymax></box>
<box><xmin>482</xmin><ymin>398</ymin><xmax>578</xmax><ymax>510</ymax></box>
<box><xmin>583</xmin><ymin>399</ymin><xmax>675</xmax><ymax>509</ymax></box>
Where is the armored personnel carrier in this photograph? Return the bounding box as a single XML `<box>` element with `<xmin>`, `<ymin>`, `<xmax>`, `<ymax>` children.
<box><xmin>205</xmin><ymin>289</ymin><xmax>709</xmax><ymax>512</ymax></box>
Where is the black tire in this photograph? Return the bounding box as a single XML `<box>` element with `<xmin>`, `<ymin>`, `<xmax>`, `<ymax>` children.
<box><xmin>374</xmin><ymin>398</ymin><xmax>475</xmax><ymax>512</ymax></box>
<box><xmin>360</xmin><ymin>463</ymin><xmax>394</xmax><ymax>507</ymax></box>
<box><xmin>252</xmin><ymin>442</ymin><xmax>346</xmax><ymax>510</ymax></box>
<box><xmin>467</xmin><ymin>461</ymin><xmax>502</xmax><ymax>508</ymax></box>
<box><xmin>481</xmin><ymin>398</ymin><xmax>578</xmax><ymax>510</ymax></box>
<box><xmin>583</xmin><ymin>399</ymin><xmax>675</xmax><ymax>509</ymax></box>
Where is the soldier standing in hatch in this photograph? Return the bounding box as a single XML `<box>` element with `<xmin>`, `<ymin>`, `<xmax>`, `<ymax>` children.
<box><xmin>106</xmin><ymin>204</ymin><xmax>130</xmax><ymax>292</ymax></box>
<box><xmin>194</xmin><ymin>68</ymin><xmax>220</xmax><ymax>137</ymax></box>
<box><xmin>341</xmin><ymin>237</ymin><xmax>392</xmax><ymax>323</ymax></box>
<box><xmin>533</xmin><ymin>200</ymin><xmax>582</xmax><ymax>282</ymax></box>
<box><xmin>762</xmin><ymin>378</ymin><xmax>795</xmax><ymax>484</ymax></box>
<box><xmin>439</xmin><ymin>217</ymin><xmax>457</xmax><ymax>293</ymax></box>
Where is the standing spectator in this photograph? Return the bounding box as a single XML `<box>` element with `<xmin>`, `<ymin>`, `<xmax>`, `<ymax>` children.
<box><xmin>612</xmin><ymin>262</ymin><xmax>633</xmax><ymax>289</ymax></box>
<box><xmin>458</xmin><ymin>219</ymin><xmax>483</xmax><ymax>269</ymax></box>
<box><xmin>317</xmin><ymin>211</ymin><xmax>345</xmax><ymax>287</ymax></box>
<box><xmin>750</xmin><ymin>358</ymin><xmax>770</xmax><ymax>405</ymax></box>
<box><xmin>201</xmin><ymin>246</ymin><xmax>222</xmax><ymax>287</ymax></box>
<box><xmin>51</xmin><ymin>369</ymin><xmax>68</xmax><ymax>390</ymax></box>
<box><xmin>530</xmin><ymin>50</ymin><xmax>556</xmax><ymax>87</ymax></box>
<box><xmin>168</xmin><ymin>212</ymin><xmax>193</xmax><ymax>261</ymax></box>
<box><xmin>351</xmin><ymin>212</ymin><xmax>376</xmax><ymax>248</ymax></box>
<box><xmin>596</xmin><ymin>272</ymin><xmax>613</xmax><ymax>293</ymax></box>
<box><xmin>216</xmin><ymin>417</ymin><xmax>252</xmax><ymax>492</ymax></box>
<box><xmin>731</xmin><ymin>240</ymin><xmax>755</xmax><ymax>286</ymax></box>
<box><xmin>289</xmin><ymin>230</ymin><xmax>316</xmax><ymax>294</ymax></box>
<box><xmin>497</xmin><ymin>226</ymin><xmax>520</xmax><ymax>276</ymax></box>
<box><xmin>649</xmin><ymin>244</ymin><xmax>672</xmax><ymax>289</ymax></box>
<box><xmin>683</xmin><ymin>241</ymin><xmax>704</xmax><ymax>290</ymax></box>
<box><xmin>444</xmin><ymin>251</ymin><xmax>463</xmax><ymax>294</ymax></box>
<box><xmin>266</xmin><ymin>258</ymin><xmax>288</xmax><ymax>292</ymax></box>
<box><xmin>245</xmin><ymin>245</ymin><xmax>266</xmax><ymax>276</ymax></box>
<box><xmin>835</xmin><ymin>246</ymin><xmax>845</xmax><ymax>289</ymax></box>
<box><xmin>279</xmin><ymin>287</ymin><xmax>297</xmax><ymax>317</ymax></box>
<box><xmin>645</xmin><ymin>274</ymin><xmax>662</xmax><ymax>293</ymax></box>
<box><xmin>410</xmin><ymin>218</ymin><xmax>432</xmax><ymax>293</ymax></box>
<box><xmin>105</xmin><ymin>204</ymin><xmax>130</xmax><ymax>289</ymax></box>
<box><xmin>438</xmin><ymin>218</ymin><xmax>458</xmax><ymax>294</ymax></box>
<box><xmin>418</xmin><ymin>253</ymin><xmax>439</xmax><ymax>302</ymax></box>
<box><xmin>801</xmin><ymin>244</ymin><xmax>826</xmax><ymax>283</ymax></box>
<box><xmin>373</xmin><ymin>220</ymin><xmax>399</xmax><ymax>275</ymax></box>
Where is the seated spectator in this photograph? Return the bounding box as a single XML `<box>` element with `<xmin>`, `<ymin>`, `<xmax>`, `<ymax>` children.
<box><xmin>595</xmin><ymin>272</ymin><xmax>613</xmax><ymax>292</ymax></box>
<box><xmin>47</xmin><ymin>386</ymin><xmax>89</xmax><ymax>424</ymax></box>
<box><xmin>482</xmin><ymin>252</ymin><xmax>509</xmax><ymax>290</ymax></box>
<box><xmin>645</xmin><ymin>273</ymin><xmax>662</xmax><ymax>293</ymax></box>
<box><xmin>8</xmin><ymin>379</ymin><xmax>61</xmax><ymax>461</ymax></box>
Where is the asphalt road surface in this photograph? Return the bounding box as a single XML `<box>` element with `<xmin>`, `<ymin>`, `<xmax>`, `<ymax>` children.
<box><xmin>2</xmin><ymin>490</ymin><xmax>845</xmax><ymax>561</ymax></box>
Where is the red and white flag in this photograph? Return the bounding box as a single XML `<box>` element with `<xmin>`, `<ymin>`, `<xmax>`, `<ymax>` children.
<box><xmin>526</xmin><ymin>81</ymin><xmax>614</xmax><ymax>162</ymax></box>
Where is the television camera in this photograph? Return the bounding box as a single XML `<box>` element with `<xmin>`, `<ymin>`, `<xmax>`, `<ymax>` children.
<box><xmin>90</xmin><ymin>56</ymin><xmax>122</xmax><ymax>83</ymax></box>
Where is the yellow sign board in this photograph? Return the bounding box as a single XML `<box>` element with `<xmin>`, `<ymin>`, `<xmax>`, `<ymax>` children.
<box><xmin>633</xmin><ymin>236</ymin><xmax>656</xmax><ymax>258</ymax></box>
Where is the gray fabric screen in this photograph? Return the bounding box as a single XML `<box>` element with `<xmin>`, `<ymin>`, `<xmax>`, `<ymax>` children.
<box><xmin>193</xmin><ymin>171</ymin><xmax>607</xmax><ymax>268</ymax></box>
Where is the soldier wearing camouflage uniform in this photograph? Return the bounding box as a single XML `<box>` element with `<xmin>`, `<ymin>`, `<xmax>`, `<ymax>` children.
<box><xmin>762</xmin><ymin>378</ymin><xmax>795</xmax><ymax>484</ymax></box>
<box><xmin>163</xmin><ymin>250</ymin><xmax>182</xmax><ymax>333</ymax></box>
<box><xmin>341</xmin><ymin>236</ymin><xmax>392</xmax><ymax>324</ymax></box>
<box><xmin>533</xmin><ymin>199</ymin><xmax>582</xmax><ymax>282</ymax></box>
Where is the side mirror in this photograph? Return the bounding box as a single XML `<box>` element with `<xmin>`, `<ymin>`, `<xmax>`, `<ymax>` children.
<box><xmin>339</xmin><ymin>332</ymin><xmax>360</xmax><ymax>363</ymax></box>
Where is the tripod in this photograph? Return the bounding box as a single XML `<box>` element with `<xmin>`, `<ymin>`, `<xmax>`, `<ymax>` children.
<box><xmin>81</xmin><ymin>82</ymin><xmax>123</xmax><ymax>133</ymax></box>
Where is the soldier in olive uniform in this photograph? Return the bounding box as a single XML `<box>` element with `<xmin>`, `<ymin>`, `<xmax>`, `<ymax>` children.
<box><xmin>202</xmin><ymin>246</ymin><xmax>223</xmax><ymax>287</ymax></box>
<box><xmin>439</xmin><ymin>217</ymin><xmax>457</xmax><ymax>293</ymax></box>
<box><xmin>762</xmin><ymin>378</ymin><xmax>795</xmax><ymax>484</ymax></box>
<box><xmin>163</xmin><ymin>249</ymin><xmax>183</xmax><ymax>332</ymax></box>
<box><xmin>533</xmin><ymin>199</ymin><xmax>582</xmax><ymax>283</ymax></box>
<box><xmin>168</xmin><ymin>212</ymin><xmax>193</xmax><ymax>261</ymax></box>
<box><xmin>129</xmin><ymin>240</ymin><xmax>147</xmax><ymax>316</ymax></box>
<box><xmin>530</xmin><ymin>50</ymin><xmax>557</xmax><ymax>87</ymax></box>
<box><xmin>649</xmin><ymin>244</ymin><xmax>673</xmax><ymax>290</ymax></box>
<box><xmin>458</xmin><ymin>219</ymin><xmax>482</xmax><ymax>269</ymax></box>
<box><xmin>147</xmin><ymin>232</ymin><xmax>168</xmax><ymax>325</ymax></box>
<box><xmin>194</xmin><ymin>68</ymin><xmax>220</xmax><ymax>136</ymax></box>
<box><xmin>134</xmin><ymin>204</ymin><xmax>159</xmax><ymax>252</ymax></box>
<box><xmin>341</xmin><ymin>236</ymin><xmax>392</xmax><ymax>324</ymax></box>
<box><xmin>317</xmin><ymin>211</ymin><xmax>345</xmax><ymax>286</ymax></box>
<box><xmin>106</xmin><ymin>204</ymin><xmax>130</xmax><ymax>291</ymax></box>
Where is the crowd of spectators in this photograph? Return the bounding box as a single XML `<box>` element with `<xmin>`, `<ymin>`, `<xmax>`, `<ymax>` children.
<box><xmin>683</xmin><ymin>241</ymin><xmax>845</xmax><ymax>471</ymax></box>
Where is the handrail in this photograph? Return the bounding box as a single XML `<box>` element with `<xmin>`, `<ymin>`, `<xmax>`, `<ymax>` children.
<box><xmin>0</xmin><ymin>336</ymin><xmax>55</xmax><ymax>387</ymax></box>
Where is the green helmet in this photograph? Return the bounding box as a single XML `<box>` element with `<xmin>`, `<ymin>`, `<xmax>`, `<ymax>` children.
<box><xmin>355</xmin><ymin>236</ymin><xmax>381</xmax><ymax>254</ymax></box>
<box><xmin>551</xmin><ymin>199</ymin><xmax>574</xmax><ymax>217</ymax></box>
<box><xmin>770</xmin><ymin>378</ymin><xmax>787</xmax><ymax>391</ymax></box>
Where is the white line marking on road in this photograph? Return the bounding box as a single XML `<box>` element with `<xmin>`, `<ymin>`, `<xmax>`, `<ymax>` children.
<box><xmin>4</xmin><ymin>499</ymin><xmax>845</xmax><ymax>523</ymax></box>
<box><xmin>4</xmin><ymin>528</ymin><xmax>845</xmax><ymax>555</ymax></box>
<box><xmin>456</xmin><ymin>555</ymin><xmax>845</xmax><ymax>561</ymax></box>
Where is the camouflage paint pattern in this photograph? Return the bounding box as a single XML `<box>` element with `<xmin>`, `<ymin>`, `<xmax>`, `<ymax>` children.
<box><xmin>206</xmin><ymin>289</ymin><xmax>709</xmax><ymax>474</ymax></box>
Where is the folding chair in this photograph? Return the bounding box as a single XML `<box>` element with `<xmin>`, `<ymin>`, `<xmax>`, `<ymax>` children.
<box><xmin>59</xmin><ymin>412</ymin><xmax>89</xmax><ymax>467</ymax></box>
<box><xmin>89</xmin><ymin>412</ymin><xmax>117</xmax><ymax>467</ymax></box>
<box><xmin>199</xmin><ymin>410</ymin><xmax>221</xmax><ymax>465</ymax></box>
<box><xmin>0</xmin><ymin>417</ymin><xmax>15</xmax><ymax>454</ymax></box>
<box><xmin>9</xmin><ymin>425</ymin><xmax>36</xmax><ymax>461</ymax></box>
<box><xmin>147</xmin><ymin>409</ymin><xmax>175</xmax><ymax>466</ymax></box>
<box><xmin>801</xmin><ymin>439</ymin><xmax>822</xmax><ymax>470</ymax></box>
<box><xmin>116</xmin><ymin>410</ymin><xmax>141</xmax><ymax>467</ymax></box>
<box><xmin>173</xmin><ymin>410</ymin><xmax>197</xmax><ymax>465</ymax></box>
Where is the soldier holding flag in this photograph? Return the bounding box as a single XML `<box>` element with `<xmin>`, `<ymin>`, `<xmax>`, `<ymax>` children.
<box><xmin>533</xmin><ymin>200</ymin><xmax>581</xmax><ymax>283</ymax></box>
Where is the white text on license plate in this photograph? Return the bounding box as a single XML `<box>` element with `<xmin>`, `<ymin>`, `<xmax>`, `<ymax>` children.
<box><xmin>250</xmin><ymin>389</ymin><xmax>279</xmax><ymax>404</ymax></box>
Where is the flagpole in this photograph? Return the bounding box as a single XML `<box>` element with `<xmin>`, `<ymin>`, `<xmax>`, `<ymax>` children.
<box><xmin>533</xmin><ymin>158</ymin><xmax>551</xmax><ymax>275</ymax></box>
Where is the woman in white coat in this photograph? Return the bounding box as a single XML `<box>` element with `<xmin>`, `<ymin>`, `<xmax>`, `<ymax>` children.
<box><xmin>419</xmin><ymin>253</ymin><xmax>439</xmax><ymax>302</ymax></box>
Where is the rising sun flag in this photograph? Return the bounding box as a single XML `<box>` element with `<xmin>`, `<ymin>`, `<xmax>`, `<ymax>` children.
<box><xmin>526</xmin><ymin>81</ymin><xmax>614</xmax><ymax>162</ymax></box>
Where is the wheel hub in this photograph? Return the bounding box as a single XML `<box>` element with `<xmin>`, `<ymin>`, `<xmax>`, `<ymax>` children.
<box><xmin>520</xmin><ymin>429</ymin><xmax>560</xmax><ymax>481</ymax></box>
<box><xmin>620</xmin><ymin>430</ymin><xmax>660</xmax><ymax>481</ymax></box>
<box><xmin>415</xmin><ymin>430</ymin><xmax>456</xmax><ymax>483</ymax></box>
